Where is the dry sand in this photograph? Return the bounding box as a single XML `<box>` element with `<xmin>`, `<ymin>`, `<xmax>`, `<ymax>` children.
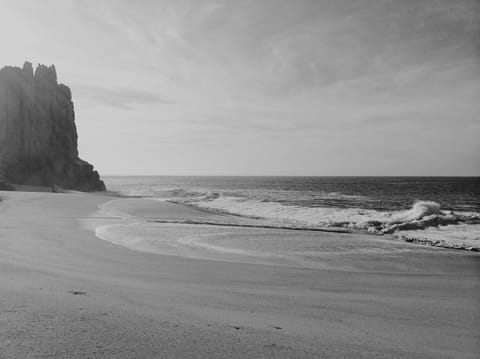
<box><xmin>0</xmin><ymin>191</ymin><xmax>479</xmax><ymax>358</ymax></box>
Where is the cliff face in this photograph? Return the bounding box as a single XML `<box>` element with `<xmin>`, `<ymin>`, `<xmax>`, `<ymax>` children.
<box><xmin>0</xmin><ymin>62</ymin><xmax>105</xmax><ymax>191</ymax></box>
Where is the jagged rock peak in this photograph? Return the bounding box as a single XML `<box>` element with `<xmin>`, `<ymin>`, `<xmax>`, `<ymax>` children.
<box><xmin>34</xmin><ymin>63</ymin><xmax>57</xmax><ymax>83</ymax></box>
<box><xmin>0</xmin><ymin>62</ymin><xmax>106</xmax><ymax>192</ymax></box>
<box><xmin>22</xmin><ymin>61</ymin><xmax>34</xmax><ymax>77</ymax></box>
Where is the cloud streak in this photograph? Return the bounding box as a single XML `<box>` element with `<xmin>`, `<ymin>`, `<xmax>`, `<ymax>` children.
<box><xmin>74</xmin><ymin>85</ymin><xmax>173</xmax><ymax>109</ymax></box>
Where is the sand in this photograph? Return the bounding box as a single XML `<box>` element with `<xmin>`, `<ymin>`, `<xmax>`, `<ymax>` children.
<box><xmin>0</xmin><ymin>191</ymin><xmax>479</xmax><ymax>358</ymax></box>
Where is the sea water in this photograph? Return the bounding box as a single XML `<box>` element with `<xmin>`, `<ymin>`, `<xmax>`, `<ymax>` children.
<box><xmin>103</xmin><ymin>176</ymin><xmax>480</xmax><ymax>250</ymax></box>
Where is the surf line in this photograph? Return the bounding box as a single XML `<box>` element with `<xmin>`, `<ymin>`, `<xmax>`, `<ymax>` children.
<box><xmin>149</xmin><ymin>219</ymin><xmax>353</xmax><ymax>233</ymax></box>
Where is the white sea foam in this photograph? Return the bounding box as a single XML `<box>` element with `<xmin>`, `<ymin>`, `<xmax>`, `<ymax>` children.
<box><xmin>166</xmin><ymin>196</ymin><xmax>480</xmax><ymax>249</ymax></box>
<box><xmin>177</xmin><ymin>196</ymin><xmax>473</xmax><ymax>228</ymax></box>
<box><xmin>389</xmin><ymin>201</ymin><xmax>442</xmax><ymax>223</ymax></box>
<box><xmin>394</xmin><ymin>224</ymin><xmax>480</xmax><ymax>250</ymax></box>
<box><xmin>103</xmin><ymin>177</ymin><xmax>480</xmax><ymax>251</ymax></box>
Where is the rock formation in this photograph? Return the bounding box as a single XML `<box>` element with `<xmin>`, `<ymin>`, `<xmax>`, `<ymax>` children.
<box><xmin>0</xmin><ymin>62</ymin><xmax>105</xmax><ymax>191</ymax></box>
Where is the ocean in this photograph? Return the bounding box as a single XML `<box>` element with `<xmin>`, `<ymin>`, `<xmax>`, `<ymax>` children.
<box><xmin>103</xmin><ymin>176</ymin><xmax>480</xmax><ymax>250</ymax></box>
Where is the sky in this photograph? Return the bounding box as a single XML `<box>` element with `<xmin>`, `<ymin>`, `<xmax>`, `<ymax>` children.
<box><xmin>0</xmin><ymin>0</ymin><xmax>479</xmax><ymax>175</ymax></box>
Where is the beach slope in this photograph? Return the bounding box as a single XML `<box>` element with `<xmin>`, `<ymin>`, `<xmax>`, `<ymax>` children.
<box><xmin>0</xmin><ymin>191</ymin><xmax>479</xmax><ymax>358</ymax></box>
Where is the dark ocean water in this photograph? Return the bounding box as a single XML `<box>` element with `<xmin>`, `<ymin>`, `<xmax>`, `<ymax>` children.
<box><xmin>105</xmin><ymin>176</ymin><xmax>480</xmax><ymax>212</ymax></box>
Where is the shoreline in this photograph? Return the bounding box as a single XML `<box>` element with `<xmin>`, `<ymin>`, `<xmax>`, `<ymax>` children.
<box><xmin>2</xmin><ymin>185</ymin><xmax>479</xmax><ymax>253</ymax></box>
<box><xmin>3</xmin><ymin>185</ymin><xmax>478</xmax><ymax>252</ymax></box>
<box><xmin>109</xmin><ymin>194</ymin><xmax>480</xmax><ymax>252</ymax></box>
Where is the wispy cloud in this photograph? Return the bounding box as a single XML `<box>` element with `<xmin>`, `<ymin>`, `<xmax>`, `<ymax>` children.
<box><xmin>74</xmin><ymin>85</ymin><xmax>173</xmax><ymax>109</ymax></box>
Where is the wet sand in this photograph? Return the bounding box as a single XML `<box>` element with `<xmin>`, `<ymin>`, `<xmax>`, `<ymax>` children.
<box><xmin>0</xmin><ymin>191</ymin><xmax>479</xmax><ymax>358</ymax></box>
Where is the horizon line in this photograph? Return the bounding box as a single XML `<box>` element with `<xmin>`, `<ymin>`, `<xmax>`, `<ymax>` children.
<box><xmin>101</xmin><ymin>174</ymin><xmax>480</xmax><ymax>178</ymax></box>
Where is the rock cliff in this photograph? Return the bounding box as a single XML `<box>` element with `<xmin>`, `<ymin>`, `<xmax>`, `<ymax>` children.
<box><xmin>0</xmin><ymin>62</ymin><xmax>105</xmax><ymax>191</ymax></box>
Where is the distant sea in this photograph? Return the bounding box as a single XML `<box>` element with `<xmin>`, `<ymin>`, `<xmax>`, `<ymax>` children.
<box><xmin>104</xmin><ymin>176</ymin><xmax>480</xmax><ymax>249</ymax></box>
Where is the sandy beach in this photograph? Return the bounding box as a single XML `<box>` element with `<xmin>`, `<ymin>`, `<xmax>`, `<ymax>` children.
<box><xmin>1</xmin><ymin>191</ymin><xmax>479</xmax><ymax>358</ymax></box>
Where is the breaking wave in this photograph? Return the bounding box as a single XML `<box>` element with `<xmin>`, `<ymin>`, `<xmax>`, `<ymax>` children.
<box><xmin>171</xmin><ymin>194</ymin><xmax>474</xmax><ymax>228</ymax></box>
<box><xmin>165</xmin><ymin>194</ymin><xmax>480</xmax><ymax>250</ymax></box>
<box><xmin>104</xmin><ymin>177</ymin><xmax>480</xmax><ymax>251</ymax></box>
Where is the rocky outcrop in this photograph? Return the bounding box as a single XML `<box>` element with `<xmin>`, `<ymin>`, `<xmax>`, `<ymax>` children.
<box><xmin>0</xmin><ymin>62</ymin><xmax>105</xmax><ymax>191</ymax></box>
